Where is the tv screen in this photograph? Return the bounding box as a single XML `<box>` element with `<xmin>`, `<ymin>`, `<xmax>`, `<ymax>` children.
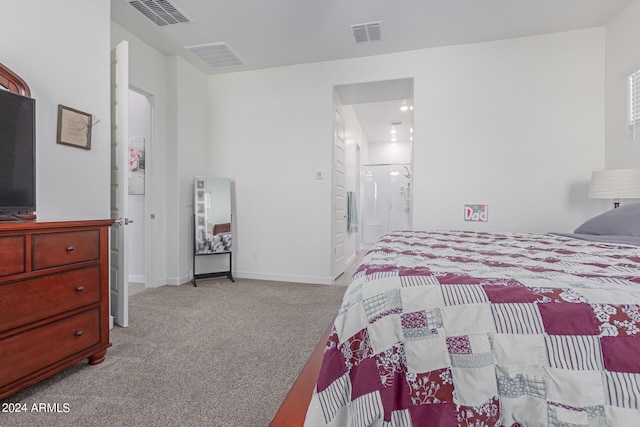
<box><xmin>0</xmin><ymin>89</ymin><xmax>35</xmax><ymax>212</ymax></box>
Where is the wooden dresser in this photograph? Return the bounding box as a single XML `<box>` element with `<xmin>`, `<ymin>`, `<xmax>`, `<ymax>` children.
<box><xmin>0</xmin><ymin>219</ymin><xmax>113</xmax><ymax>399</ymax></box>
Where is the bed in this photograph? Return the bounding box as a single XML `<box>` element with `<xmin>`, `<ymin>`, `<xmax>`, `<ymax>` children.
<box><xmin>272</xmin><ymin>203</ymin><xmax>640</xmax><ymax>427</ymax></box>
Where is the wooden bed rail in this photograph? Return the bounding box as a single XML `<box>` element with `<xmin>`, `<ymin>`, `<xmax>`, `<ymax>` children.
<box><xmin>269</xmin><ymin>321</ymin><xmax>333</xmax><ymax>426</ymax></box>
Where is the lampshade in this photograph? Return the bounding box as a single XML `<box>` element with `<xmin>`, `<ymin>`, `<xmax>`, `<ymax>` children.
<box><xmin>588</xmin><ymin>169</ymin><xmax>640</xmax><ymax>201</ymax></box>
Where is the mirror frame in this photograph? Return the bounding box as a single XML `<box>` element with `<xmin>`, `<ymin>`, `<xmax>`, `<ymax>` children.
<box><xmin>194</xmin><ymin>176</ymin><xmax>232</xmax><ymax>255</ymax></box>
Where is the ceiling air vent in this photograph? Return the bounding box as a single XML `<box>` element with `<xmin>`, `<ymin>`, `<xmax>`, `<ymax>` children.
<box><xmin>351</xmin><ymin>21</ymin><xmax>382</xmax><ymax>43</ymax></box>
<box><xmin>186</xmin><ymin>43</ymin><xmax>245</xmax><ymax>70</ymax></box>
<box><xmin>128</xmin><ymin>0</ymin><xmax>192</xmax><ymax>27</ymax></box>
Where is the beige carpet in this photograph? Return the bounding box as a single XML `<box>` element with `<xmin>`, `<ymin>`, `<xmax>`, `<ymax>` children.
<box><xmin>0</xmin><ymin>278</ymin><xmax>348</xmax><ymax>427</ymax></box>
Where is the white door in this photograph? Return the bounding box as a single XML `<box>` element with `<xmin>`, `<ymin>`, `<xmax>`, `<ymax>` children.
<box><xmin>110</xmin><ymin>41</ymin><xmax>130</xmax><ymax>327</ymax></box>
<box><xmin>332</xmin><ymin>106</ymin><xmax>346</xmax><ymax>279</ymax></box>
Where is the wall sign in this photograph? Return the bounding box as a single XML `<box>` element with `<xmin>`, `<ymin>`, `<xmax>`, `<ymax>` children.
<box><xmin>464</xmin><ymin>204</ymin><xmax>488</xmax><ymax>222</ymax></box>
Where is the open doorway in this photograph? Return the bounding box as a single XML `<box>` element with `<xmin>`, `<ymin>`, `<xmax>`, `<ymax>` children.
<box><xmin>333</xmin><ymin>78</ymin><xmax>414</xmax><ymax>271</ymax></box>
<box><xmin>355</xmin><ymin>99</ymin><xmax>413</xmax><ymax>247</ymax></box>
<box><xmin>127</xmin><ymin>88</ymin><xmax>151</xmax><ymax>296</ymax></box>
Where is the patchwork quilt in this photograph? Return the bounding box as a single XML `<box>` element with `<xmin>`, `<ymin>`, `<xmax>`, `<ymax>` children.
<box><xmin>199</xmin><ymin>231</ymin><xmax>231</xmax><ymax>253</ymax></box>
<box><xmin>304</xmin><ymin>231</ymin><xmax>640</xmax><ymax>426</ymax></box>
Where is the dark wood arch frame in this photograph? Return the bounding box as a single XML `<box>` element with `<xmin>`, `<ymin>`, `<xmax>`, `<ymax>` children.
<box><xmin>0</xmin><ymin>63</ymin><xmax>31</xmax><ymax>97</ymax></box>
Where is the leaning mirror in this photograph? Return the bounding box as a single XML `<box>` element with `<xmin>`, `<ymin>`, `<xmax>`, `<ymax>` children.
<box><xmin>195</xmin><ymin>176</ymin><xmax>231</xmax><ymax>254</ymax></box>
<box><xmin>193</xmin><ymin>176</ymin><xmax>234</xmax><ymax>285</ymax></box>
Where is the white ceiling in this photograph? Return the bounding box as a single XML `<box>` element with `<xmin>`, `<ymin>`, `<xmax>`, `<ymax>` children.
<box><xmin>111</xmin><ymin>0</ymin><xmax>632</xmax><ymax>75</ymax></box>
<box><xmin>110</xmin><ymin>0</ymin><xmax>633</xmax><ymax>144</ymax></box>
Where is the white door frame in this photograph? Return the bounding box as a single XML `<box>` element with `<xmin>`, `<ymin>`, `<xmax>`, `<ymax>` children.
<box><xmin>332</xmin><ymin>78</ymin><xmax>415</xmax><ymax>257</ymax></box>
<box><xmin>128</xmin><ymin>86</ymin><xmax>154</xmax><ymax>291</ymax></box>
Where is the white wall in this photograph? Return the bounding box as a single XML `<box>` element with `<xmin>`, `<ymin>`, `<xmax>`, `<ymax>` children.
<box><xmin>366</xmin><ymin>140</ymin><xmax>412</xmax><ymax>165</ymax></box>
<box><xmin>170</xmin><ymin>56</ymin><xmax>208</xmax><ymax>285</ymax></box>
<box><xmin>414</xmin><ymin>29</ymin><xmax>606</xmax><ymax>232</ymax></box>
<box><xmin>206</xmin><ymin>67</ymin><xmax>334</xmax><ymax>283</ymax></box>
<box><xmin>605</xmin><ymin>0</ymin><xmax>640</xmax><ymax>170</ymax></box>
<box><xmin>1</xmin><ymin>0</ymin><xmax>111</xmax><ymax>220</ymax></box>
<box><xmin>206</xmin><ymin>28</ymin><xmax>608</xmax><ymax>284</ymax></box>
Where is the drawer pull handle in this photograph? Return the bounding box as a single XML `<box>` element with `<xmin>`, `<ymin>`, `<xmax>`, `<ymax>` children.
<box><xmin>75</xmin><ymin>330</ymin><xmax>83</xmax><ymax>337</ymax></box>
<box><xmin>76</xmin><ymin>286</ymin><xmax>85</xmax><ymax>292</ymax></box>
<box><xmin>67</xmin><ymin>246</ymin><xmax>75</xmax><ymax>252</ymax></box>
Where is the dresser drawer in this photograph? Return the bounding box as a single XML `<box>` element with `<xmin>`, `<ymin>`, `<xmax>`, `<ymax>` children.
<box><xmin>0</xmin><ymin>308</ymin><xmax>100</xmax><ymax>387</ymax></box>
<box><xmin>0</xmin><ymin>266</ymin><xmax>100</xmax><ymax>334</ymax></box>
<box><xmin>0</xmin><ymin>236</ymin><xmax>25</xmax><ymax>277</ymax></box>
<box><xmin>32</xmin><ymin>230</ymin><xmax>99</xmax><ymax>270</ymax></box>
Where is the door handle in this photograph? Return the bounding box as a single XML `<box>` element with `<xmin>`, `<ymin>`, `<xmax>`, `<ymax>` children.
<box><xmin>114</xmin><ymin>217</ymin><xmax>134</xmax><ymax>226</ymax></box>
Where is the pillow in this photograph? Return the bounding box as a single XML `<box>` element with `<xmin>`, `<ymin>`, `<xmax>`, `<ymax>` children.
<box><xmin>574</xmin><ymin>202</ymin><xmax>640</xmax><ymax>237</ymax></box>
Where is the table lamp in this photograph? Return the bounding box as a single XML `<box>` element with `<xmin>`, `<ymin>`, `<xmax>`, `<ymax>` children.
<box><xmin>588</xmin><ymin>169</ymin><xmax>640</xmax><ymax>208</ymax></box>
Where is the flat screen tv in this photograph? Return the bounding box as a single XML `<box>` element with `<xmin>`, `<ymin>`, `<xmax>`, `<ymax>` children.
<box><xmin>0</xmin><ymin>88</ymin><xmax>35</xmax><ymax>213</ymax></box>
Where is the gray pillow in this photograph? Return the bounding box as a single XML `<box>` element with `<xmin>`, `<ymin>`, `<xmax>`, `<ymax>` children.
<box><xmin>574</xmin><ymin>202</ymin><xmax>640</xmax><ymax>237</ymax></box>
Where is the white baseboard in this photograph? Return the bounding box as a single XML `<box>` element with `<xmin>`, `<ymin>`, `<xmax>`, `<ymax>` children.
<box><xmin>155</xmin><ymin>271</ymin><xmax>338</xmax><ymax>287</ymax></box>
<box><xmin>234</xmin><ymin>271</ymin><xmax>334</xmax><ymax>285</ymax></box>
<box><xmin>169</xmin><ymin>274</ymin><xmax>192</xmax><ymax>286</ymax></box>
<box><xmin>128</xmin><ymin>274</ymin><xmax>145</xmax><ymax>284</ymax></box>
<box><xmin>139</xmin><ymin>277</ymin><xmax>191</xmax><ymax>288</ymax></box>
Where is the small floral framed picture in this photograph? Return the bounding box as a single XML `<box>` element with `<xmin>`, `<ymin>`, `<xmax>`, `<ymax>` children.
<box><xmin>128</xmin><ymin>138</ymin><xmax>145</xmax><ymax>195</ymax></box>
<box><xmin>57</xmin><ymin>104</ymin><xmax>92</xmax><ymax>150</ymax></box>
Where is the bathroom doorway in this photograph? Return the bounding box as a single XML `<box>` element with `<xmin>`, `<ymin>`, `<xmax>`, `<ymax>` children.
<box><xmin>127</xmin><ymin>88</ymin><xmax>151</xmax><ymax>295</ymax></box>
<box><xmin>333</xmin><ymin>78</ymin><xmax>414</xmax><ymax>255</ymax></box>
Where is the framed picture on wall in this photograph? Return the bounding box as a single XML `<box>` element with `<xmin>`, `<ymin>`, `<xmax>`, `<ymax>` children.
<box><xmin>56</xmin><ymin>104</ymin><xmax>92</xmax><ymax>150</ymax></box>
<box><xmin>128</xmin><ymin>138</ymin><xmax>146</xmax><ymax>195</ymax></box>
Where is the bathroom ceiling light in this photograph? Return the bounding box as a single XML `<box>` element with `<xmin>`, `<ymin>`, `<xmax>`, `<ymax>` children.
<box><xmin>400</xmin><ymin>100</ymin><xmax>412</xmax><ymax>112</ymax></box>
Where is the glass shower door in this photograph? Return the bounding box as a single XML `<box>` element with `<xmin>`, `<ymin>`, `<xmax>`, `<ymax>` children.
<box><xmin>362</xmin><ymin>164</ymin><xmax>411</xmax><ymax>244</ymax></box>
